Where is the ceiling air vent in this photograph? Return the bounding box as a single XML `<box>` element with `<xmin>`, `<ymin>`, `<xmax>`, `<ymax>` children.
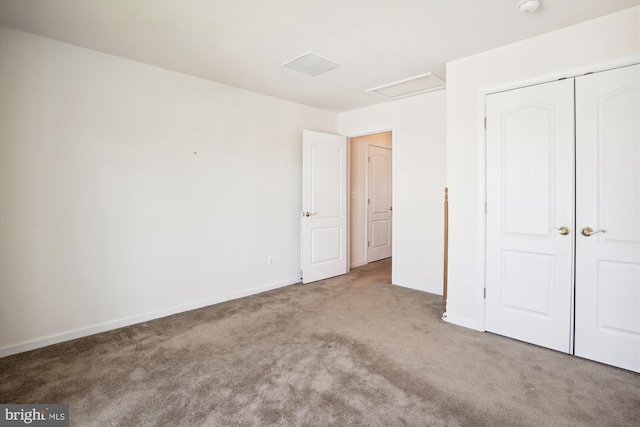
<box><xmin>282</xmin><ymin>52</ymin><xmax>340</xmax><ymax>77</ymax></box>
<box><xmin>366</xmin><ymin>73</ymin><xmax>445</xmax><ymax>100</ymax></box>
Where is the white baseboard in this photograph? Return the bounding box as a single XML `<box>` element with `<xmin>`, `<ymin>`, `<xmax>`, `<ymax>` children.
<box><xmin>0</xmin><ymin>277</ymin><xmax>301</xmax><ymax>358</ymax></box>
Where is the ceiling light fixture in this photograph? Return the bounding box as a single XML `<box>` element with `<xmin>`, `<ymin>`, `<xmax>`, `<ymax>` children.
<box><xmin>517</xmin><ymin>0</ymin><xmax>541</xmax><ymax>13</ymax></box>
<box><xmin>366</xmin><ymin>72</ymin><xmax>445</xmax><ymax>100</ymax></box>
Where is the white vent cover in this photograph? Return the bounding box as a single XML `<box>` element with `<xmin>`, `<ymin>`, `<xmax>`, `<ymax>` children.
<box><xmin>366</xmin><ymin>73</ymin><xmax>445</xmax><ymax>100</ymax></box>
<box><xmin>282</xmin><ymin>52</ymin><xmax>340</xmax><ymax>77</ymax></box>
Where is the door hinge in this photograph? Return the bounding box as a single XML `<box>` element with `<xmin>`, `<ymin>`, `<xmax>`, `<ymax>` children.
<box><xmin>368</xmin><ymin>241</ymin><xmax>371</xmax><ymax>247</ymax></box>
<box><xmin>368</xmin><ymin>198</ymin><xmax>370</xmax><ymax>205</ymax></box>
<box><xmin>484</xmin><ymin>287</ymin><xmax>486</xmax><ymax>299</ymax></box>
<box><xmin>484</xmin><ymin>202</ymin><xmax>487</xmax><ymax>213</ymax></box>
<box><xmin>368</xmin><ymin>156</ymin><xmax>371</xmax><ymax>162</ymax></box>
<box><xmin>484</xmin><ymin>117</ymin><xmax>487</xmax><ymax>129</ymax></box>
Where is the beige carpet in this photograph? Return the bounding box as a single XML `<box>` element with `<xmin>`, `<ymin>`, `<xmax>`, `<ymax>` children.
<box><xmin>1</xmin><ymin>259</ymin><xmax>639</xmax><ymax>426</ymax></box>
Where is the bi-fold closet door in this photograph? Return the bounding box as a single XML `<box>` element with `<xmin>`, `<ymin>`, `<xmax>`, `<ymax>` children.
<box><xmin>485</xmin><ymin>64</ymin><xmax>639</xmax><ymax>373</ymax></box>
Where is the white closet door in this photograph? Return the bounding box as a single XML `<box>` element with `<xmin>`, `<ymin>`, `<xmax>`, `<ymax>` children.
<box><xmin>575</xmin><ymin>64</ymin><xmax>640</xmax><ymax>373</ymax></box>
<box><xmin>485</xmin><ymin>79</ymin><xmax>575</xmax><ymax>353</ymax></box>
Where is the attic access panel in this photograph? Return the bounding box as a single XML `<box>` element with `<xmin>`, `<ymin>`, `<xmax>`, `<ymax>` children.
<box><xmin>367</xmin><ymin>73</ymin><xmax>445</xmax><ymax>100</ymax></box>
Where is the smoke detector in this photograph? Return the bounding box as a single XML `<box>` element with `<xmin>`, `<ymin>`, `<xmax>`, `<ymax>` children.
<box><xmin>517</xmin><ymin>0</ymin><xmax>541</xmax><ymax>13</ymax></box>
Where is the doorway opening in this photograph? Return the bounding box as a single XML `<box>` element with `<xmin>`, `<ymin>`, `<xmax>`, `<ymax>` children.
<box><xmin>348</xmin><ymin>132</ymin><xmax>393</xmax><ymax>269</ymax></box>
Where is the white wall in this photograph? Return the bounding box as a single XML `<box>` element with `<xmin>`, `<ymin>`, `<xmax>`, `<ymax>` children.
<box><xmin>445</xmin><ymin>7</ymin><xmax>640</xmax><ymax>330</ymax></box>
<box><xmin>0</xmin><ymin>27</ymin><xmax>337</xmax><ymax>356</ymax></box>
<box><xmin>349</xmin><ymin>131</ymin><xmax>392</xmax><ymax>268</ymax></box>
<box><xmin>339</xmin><ymin>91</ymin><xmax>447</xmax><ymax>294</ymax></box>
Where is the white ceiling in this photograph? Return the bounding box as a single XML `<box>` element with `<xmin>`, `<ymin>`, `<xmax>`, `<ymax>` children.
<box><xmin>0</xmin><ymin>0</ymin><xmax>638</xmax><ymax>112</ymax></box>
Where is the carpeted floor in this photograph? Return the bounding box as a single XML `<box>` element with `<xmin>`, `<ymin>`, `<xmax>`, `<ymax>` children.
<box><xmin>1</xmin><ymin>259</ymin><xmax>639</xmax><ymax>426</ymax></box>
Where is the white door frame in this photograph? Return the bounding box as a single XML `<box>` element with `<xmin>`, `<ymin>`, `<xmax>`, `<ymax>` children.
<box><xmin>478</xmin><ymin>58</ymin><xmax>640</xmax><ymax>333</ymax></box>
<box><xmin>346</xmin><ymin>129</ymin><xmax>396</xmax><ymax>280</ymax></box>
<box><xmin>302</xmin><ymin>128</ymin><xmax>395</xmax><ymax>282</ymax></box>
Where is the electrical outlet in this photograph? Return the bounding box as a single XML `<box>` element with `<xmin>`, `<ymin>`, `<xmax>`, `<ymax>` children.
<box><xmin>268</xmin><ymin>256</ymin><xmax>275</xmax><ymax>266</ymax></box>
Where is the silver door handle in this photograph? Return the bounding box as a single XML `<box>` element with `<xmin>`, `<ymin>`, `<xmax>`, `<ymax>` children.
<box><xmin>581</xmin><ymin>226</ymin><xmax>606</xmax><ymax>237</ymax></box>
<box><xmin>548</xmin><ymin>226</ymin><xmax>570</xmax><ymax>235</ymax></box>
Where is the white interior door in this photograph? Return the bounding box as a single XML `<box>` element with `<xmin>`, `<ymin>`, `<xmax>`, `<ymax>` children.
<box><xmin>367</xmin><ymin>145</ymin><xmax>392</xmax><ymax>263</ymax></box>
<box><xmin>302</xmin><ymin>130</ymin><xmax>347</xmax><ymax>284</ymax></box>
<box><xmin>574</xmin><ymin>64</ymin><xmax>640</xmax><ymax>372</ymax></box>
<box><xmin>485</xmin><ymin>79</ymin><xmax>575</xmax><ymax>353</ymax></box>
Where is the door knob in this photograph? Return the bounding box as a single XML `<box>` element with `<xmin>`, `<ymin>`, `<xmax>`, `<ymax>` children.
<box><xmin>302</xmin><ymin>211</ymin><xmax>316</xmax><ymax>217</ymax></box>
<box><xmin>548</xmin><ymin>226</ymin><xmax>570</xmax><ymax>235</ymax></box>
<box><xmin>581</xmin><ymin>226</ymin><xmax>606</xmax><ymax>237</ymax></box>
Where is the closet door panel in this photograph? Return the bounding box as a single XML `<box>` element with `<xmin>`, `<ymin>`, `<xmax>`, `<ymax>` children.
<box><xmin>575</xmin><ymin>64</ymin><xmax>640</xmax><ymax>373</ymax></box>
<box><xmin>485</xmin><ymin>79</ymin><xmax>575</xmax><ymax>353</ymax></box>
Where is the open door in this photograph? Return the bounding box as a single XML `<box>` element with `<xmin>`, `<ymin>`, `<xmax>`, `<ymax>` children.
<box><xmin>302</xmin><ymin>130</ymin><xmax>348</xmax><ymax>284</ymax></box>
